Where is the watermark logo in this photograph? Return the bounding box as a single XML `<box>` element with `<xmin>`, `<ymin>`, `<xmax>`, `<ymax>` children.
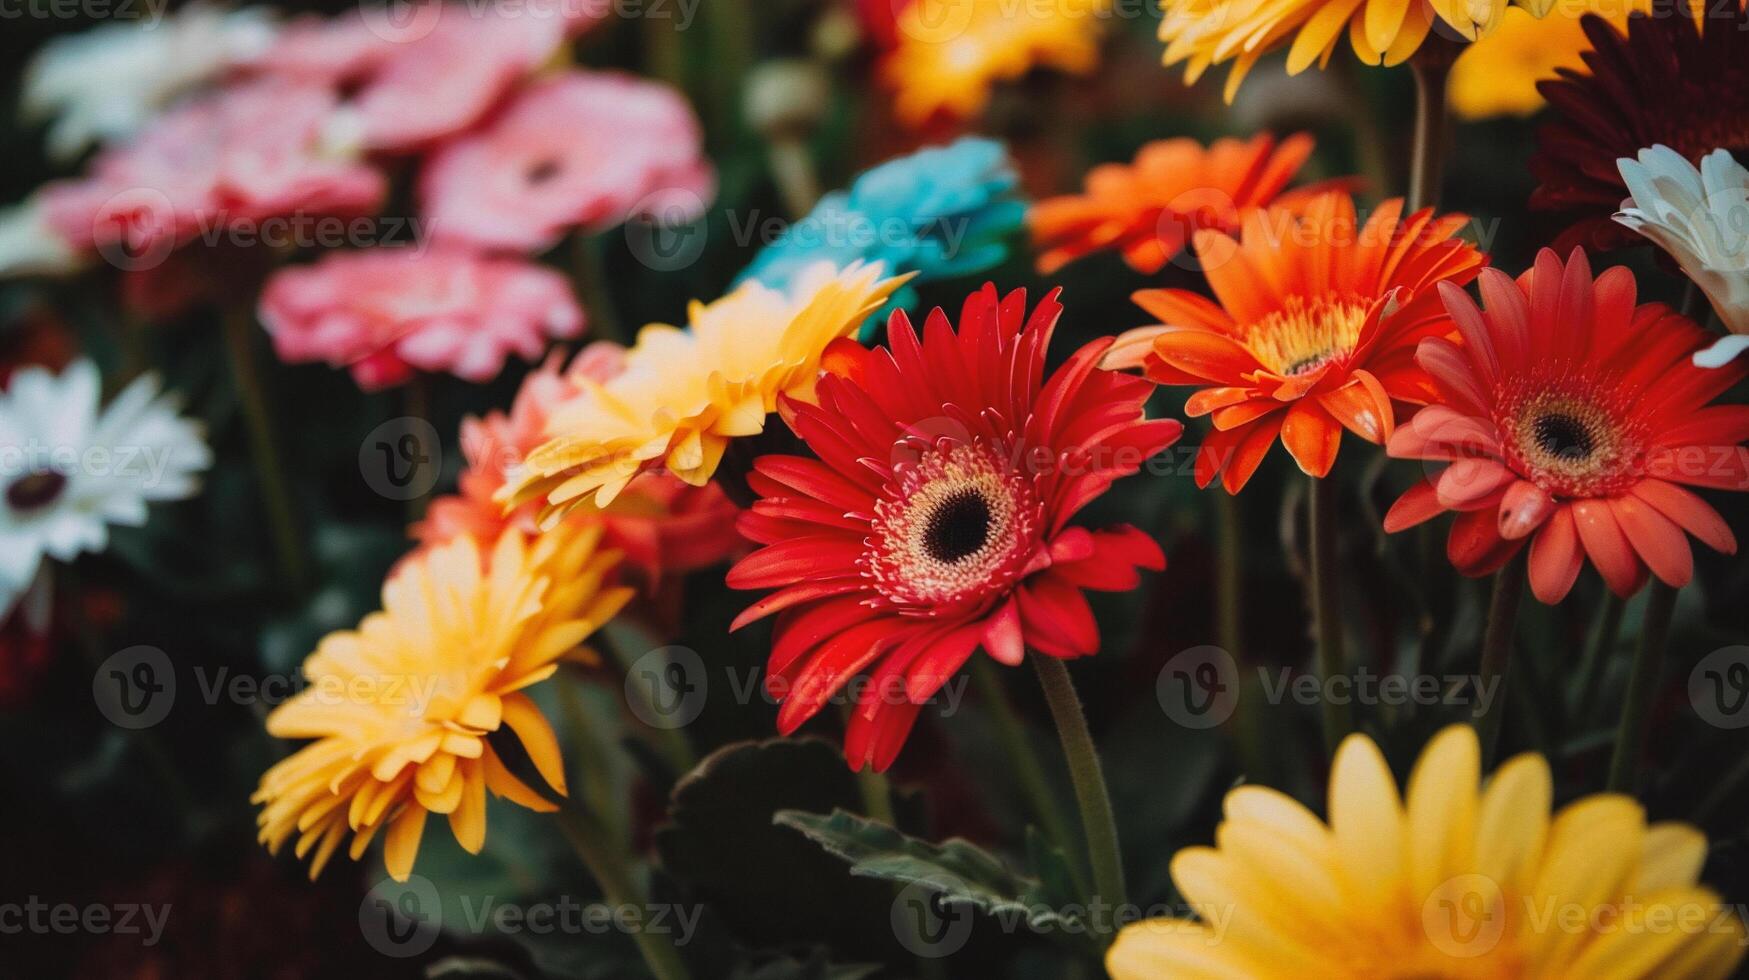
<box><xmin>1691</xmin><ymin>646</ymin><xmax>1749</xmax><ymax>730</ymax></box>
<box><xmin>1422</xmin><ymin>874</ymin><xmax>1506</xmax><ymax>959</ymax></box>
<box><xmin>93</xmin><ymin>645</ymin><xmax>175</xmax><ymax>730</ymax></box>
<box><xmin>359</xmin><ymin>874</ymin><xmax>443</xmax><ymax>958</ymax></box>
<box><xmin>625</xmin><ymin>645</ymin><xmax>708</xmax><ymax>730</ymax></box>
<box><xmin>360</xmin><ymin>416</ymin><xmax>442</xmax><ymax>501</ymax></box>
<box><xmin>891</xmin><ymin>876</ymin><xmax>975</xmax><ymax>958</ymax></box>
<box><xmin>623</xmin><ymin>189</ymin><xmax>709</xmax><ymax>272</ymax></box>
<box><xmin>1156</xmin><ymin>645</ymin><xmax>1239</xmax><ymax>728</ymax></box>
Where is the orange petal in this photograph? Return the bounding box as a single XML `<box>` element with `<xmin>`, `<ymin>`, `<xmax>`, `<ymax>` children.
<box><xmin>1280</xmin><ymin>400</ymin><xmax>1342</xmax><ymax>478</ymax></box>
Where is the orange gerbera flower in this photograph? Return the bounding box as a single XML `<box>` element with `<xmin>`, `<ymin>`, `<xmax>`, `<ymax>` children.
<box><xmin>1030</xmin><ymin>133</ymin><xmax>1343</xmax><ymax>275</ymax></box>
<box><xmin>1109</xmin><ymin>191</ymin><xmax>1487</xmax><ymax>492</ymax></box>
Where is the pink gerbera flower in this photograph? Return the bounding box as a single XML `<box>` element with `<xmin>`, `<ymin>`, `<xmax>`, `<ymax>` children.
<box><xmin>258</xmin><ymin>246</ymin><xmax>583</xmax><ymax>389</ymax></box>
<box><xmin>39</xmin><ymin>79</ymin><xmax>384</xmax><ymax>263</ymax></box>
<box><xmin>260</xmin><ymin>3</ymin><xmax>591</xmax><ymax>153</ymax></box>
<box><xmin>1385</xmin><ymin>249</ymin><xmax>1749</xmax><ymax>603</ymax></box>
<box><xmin>727</xmin><ymin>285</ymin><xmax>1181</xmax><ymax>771</ymax></box>
<box><xmin>420</xmin><ymin>71</ymin><xmax>714</xmax><ymax>253</ymax></box>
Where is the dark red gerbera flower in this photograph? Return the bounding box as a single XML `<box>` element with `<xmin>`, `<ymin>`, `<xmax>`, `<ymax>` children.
<box><xmin>726</xmin><ymin>285</ymin><xmax>1183</xmax><ymax>771</ymax></box>
<box><xmin>1531</xmin><ymin>3</ymin><xmax>1749</xmax><ymax>253</ymax></box>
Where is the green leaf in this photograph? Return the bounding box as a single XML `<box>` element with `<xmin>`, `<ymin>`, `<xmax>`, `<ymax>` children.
<box><xmin>771</xmin><ymin>808</ymin><xmax>1078</xmax><ymax>934</ymax></box>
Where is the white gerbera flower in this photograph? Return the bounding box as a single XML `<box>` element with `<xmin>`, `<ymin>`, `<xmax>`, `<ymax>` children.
<box><xmin>23</xmin><ymin>3</ymin><xmax>279</xmax><ymax>161</ymax></box>
<box><xmin>1615</xmin><ymin>144</ymin><xmax>1749</xmax><ymax>369</ymax></box>
<box><xmin>0</xmin><ymin>198</ymin><xmax>80</xmax><ymax>279</ymax></box>
<box><xmin>0</xmin><ymin>360</ymin><xmax>211</xmax><ymax>614</ymax></box>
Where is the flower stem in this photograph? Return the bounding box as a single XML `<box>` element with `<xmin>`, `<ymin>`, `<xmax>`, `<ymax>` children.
<box><xmin>1607</xmin><ymin>581</ymin><xmax>1678</xmax><ymax>792</ymax></box>
<box><xmin>556</xmin><ymin>803</ymin><xmax>692</xmax><ymax>980</ymax></box>
<box><xmin>1030</xmin><ymin>653</ymin><xmax>1126</xmax><ymax>941</ymax></box>
<box><xmin>1571</xmin><ymin>592</ymin><xmax>1625</xmax><ymax>722</ymax></box>
<box><xmin>1308</xmin><ymin>475</ymin><xmax>1351</xmax><ymax>756</ymax></box>
<box><xmin>1475</xmin><ymin>553</ymin><xmax>1526</xmax><ymax>764</ymax></box>
<box><xmin>1216</xmin><ymin>491</ymin><xmax>1245</xmax><ymax>662</ymax></box>
<box><xmin>972</xmin><ymin>656</ymin><xmax>1081</xmax><ymax>870</ymax></box>
<box><xmin>573</xmin><ymin>233</ymin><xmax>625</xmax><ymax>345</ymax></box>
<box><xmin>221</xmin><ymin>305</ymin><xmax>308</xmax><ymax>594</ymax></box>
<box><xmin>403</xmin><ymin>374</ymin><xmax>433</xmax><ymax>524</ymax></box>
<box><xmin>1406</xmin><ymin>50</ymin><xmax>1454</xmax><ymax>213</ymax></box>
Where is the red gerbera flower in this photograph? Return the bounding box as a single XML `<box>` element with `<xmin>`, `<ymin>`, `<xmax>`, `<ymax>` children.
<box><xmin>1384</xmin><ymin>248</ymin><xmax>1749</xmax><ymax>603</ymax></box>
<box><xmin>1531</xmin><ymin>5</ymin><xmax>1749</xmax><ymax>253</ymax></box>
<box><xmin>726</xmin><ymin>285</ymin><xmax>1182</xmax><ymax>771</ymax></box>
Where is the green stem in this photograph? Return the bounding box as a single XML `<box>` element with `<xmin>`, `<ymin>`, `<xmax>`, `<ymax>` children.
<box><xmin>1215</xmin><ymin>491</ymin><xmax>1244</xmax><ymax>662</ymax></box>
<box><xmin>555</xmin><ymin>804</ymin><xmax>692</xmax><ymax>980</ymax></box>
<box><xmin>573</xmin><ymin>234</ymin><xmax>626</xmax><ymax>345</ymax></box>
<box><xmin>1308</xmin><ymin>476</ymin><xmax>1351</xmax><ymax>756</ymax></box>
<box><xmin>221</xmin><ymin>305</ymin><xmax>308</xmax><ymax>594</ymax></box>
<box><xmin>855</xmin><ymin>765</ymin><xmax>897</xmax><ymax>826</ymax></box>
<box><xmin>1695</xmin><ymin>751</ymin><xmax>1749</xmax><ymax>824</ymax></box>
<box><xmin>1406</xmin><ymin>52</ymin><xmax>1453</xmax><ymax>213</ymax></box>
<box><xmin>1030</xmin><ymin>653</ymin><xmax>1126</xmax><ymax>941</ymax></box>
<box><xmin>403</xmin><ymin>374</ymin><xmax>433</xmax><ymax>524</ymax></box>
<box><xmin>1475</xmin><ymin>554</ymin><xmax>1526</xmax><ymax>765</ymax></box>
<box><xmin>1607</xmin><ymin>582</ymin><xmax>1678</xmax><ymax>792</ymax></box>
<box><xmin>1572</xmin><ymin>593</ymin><xmax>1625</xmax><ymax>723</ymax></box>
<box><xmin>971</xmin><ymin>657</ymin><xmax>1081</xmax><ymax>871</ymax></box>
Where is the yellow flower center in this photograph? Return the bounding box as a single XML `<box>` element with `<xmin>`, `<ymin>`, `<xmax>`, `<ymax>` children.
<box><xmin>1241</xmin><ymin>295</ymin><xmax>1369</xmax><ymax>377</ymax></box>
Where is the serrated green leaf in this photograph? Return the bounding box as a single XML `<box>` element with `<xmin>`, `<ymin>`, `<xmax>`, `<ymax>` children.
<box><xmin>771</xmin><ymin>808</ymin><xmax>1078</xmax><ymax>933</ymax></box>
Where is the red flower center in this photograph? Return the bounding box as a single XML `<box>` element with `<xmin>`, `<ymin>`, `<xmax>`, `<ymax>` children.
<box><xmin>866</xmin><ymin>440</ymin><xmax>1042</xmax><ymax>613</ymax></box>
<box><xmin>5</xmin><ymin>470</ymin><xmax>67</xmax><ymax>513</ymax></box>
<box><xmin>1498</xmin><ymin>376</ymin><xmax>1644</xmax><ymax>499</ymax></box>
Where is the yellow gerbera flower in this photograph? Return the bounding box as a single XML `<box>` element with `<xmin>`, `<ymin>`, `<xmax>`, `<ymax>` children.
<box><xmin>253</xmin><ymin>523</ymin><xmax>632</xmax><ymax>882</ymax></box>
<box><xmin>1109</xmin><ymin>725</ymin><xmax>1746</xmax><ymax>979</ymax></box>
<box><xmin>1448</xmin><ymin>2</ymin><xmax>1643</xmax><ymax>120</ymax></box>
<box><xmin>884</xmin><ymin>0</ymin><xmax>1111</xmax><ymax>125</ymax></box>
<box><xmin>1159</xmin><ymin>0</ymin><xmax>1545</xmax><ymax>102</ymax></box>
<box><xmin>506</xmin><ymin>261</ymin><xmax>908</xmax><ymax>527</ymax></box>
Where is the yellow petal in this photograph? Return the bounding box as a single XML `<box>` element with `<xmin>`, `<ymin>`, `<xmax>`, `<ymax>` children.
<box><xmin>1328</xmin><ymin>732</ymin><xmax>1407</xmax><ymax>916</ymax></box>
<box><xmin>383</xmin><ymin>806</ymin><xmax>428</xmax><ymax>883</ymax></box>
<box><xmin>501</xmin><ymin>693</ymin><xmax>568</xmax><ymax>796</ymax></box>
<box><xmin>1405</xmin><ymin>724</ymin><xmax>1479</xmax><ymax>902</ymax></box>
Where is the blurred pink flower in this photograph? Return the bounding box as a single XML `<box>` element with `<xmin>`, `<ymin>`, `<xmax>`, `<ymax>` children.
<box><xmin>413</xmin><ymin>343</ymin><xmax>744</xmax><ymax>585</ymax></box>
<box><xmin>38</xmin><ymin>79</ymin><xmax>384</xmax><ymax>265</ymax></box>
<box><xmin>258</xmin><ymin>246</ymin><xmax>583</xmax><ymax>389</ymax></box>
<box><xmin>420</xmin><ymin>70</ymin><xmax>714</xmax><ymax>253</ymax></box>
<box><xmin>260</xmin><ymin>2</ymin><xmax>599</xmax><ymax>153</ymax></box>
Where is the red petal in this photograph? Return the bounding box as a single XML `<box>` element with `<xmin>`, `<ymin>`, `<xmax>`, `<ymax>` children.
<box><xmin>1528</xmin><ymin>506</ymin><xmax>1584</xmax><ymax>604</ymax></box>
<box><xmin>1630</xmin><ymin>479</ymin><xmax>1736</xmax><ymax>555</ymax></box>
<box><xmin>982</xmin><ymin>599</ymin><xmax>1025</xmax><ymax>665</ymax></box>
<box><xmin>1572</xmin><ymin>498</ymin><xmax>1644</xmax><ymax>598</ymax></box>
<box><xmin>1384</xmin><ymin>479</ymin><xmax>1445</xmax><ymax>533</ymax></box>
<box><xmin>1497</xmin><ymin>479</ymin><xmax>1555</xmax><ymax>540</ymax></box>
<box><xmin>1610</xmin><ymin>495</ymin><xmax>1692</xmax><ymax>589</ymax></box>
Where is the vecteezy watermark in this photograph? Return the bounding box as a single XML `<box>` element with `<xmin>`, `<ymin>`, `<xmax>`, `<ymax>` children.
<box><xmin>890</xmin><ymin>875</ymin><xmax>1233</xmax><ymax>958</ymax></box>
<box><xmin>1421</xmin><ymin>874</ymin><xmax>1749</xmax><ymax>958</ymax></box>
<box><xmin>0</xmin><ymin>0</ymin><xmax>165</xmax><ymax>22</ymax></box>
<box><xmin>359</xmin><ymin>875</ymin><xmax>704</xmax><ymax>959</ymax></box>
<box><xmin>1</xmin><ymin>441</ymin><xmax>191</xmax><ymax>492</ymax></box>
<box><xmin>360</xmin><ymin>416</ymin><xmax>442</xmax><ymax>502</ymax></box>
<box><xmin>1156</xmin><ymin>646</ymin><xmax>1501</xmax><ymax>728</ymax></box>
<box><xmin>1691</xmin><ymin>646</ymin><xmax>1749</xmax><ymax>730</ymax></box>
<box><xmin>0</xmin><ymin>897</ymin><xmax>171</xmax><ymax>947</ymax></box>
<box><xmin>92</xmin><ymin>646</ymin><xmax>175</xmax><ymax>730</ymax></box>
<box><xmin>623</xmin><ymin>645</ymin><xmax>974</xmax><ymax>730</ymax></box>
<box><xmin>93</xmin><ymin>647</ymin><xmax>449</xmax><ymax>729</ymax></box>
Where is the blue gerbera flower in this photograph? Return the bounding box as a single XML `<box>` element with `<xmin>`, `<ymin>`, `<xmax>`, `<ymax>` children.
<box><xmin>737</xmin><ymin>137</ymin><xmax>1027</xmax><ymax>336</ymax></box>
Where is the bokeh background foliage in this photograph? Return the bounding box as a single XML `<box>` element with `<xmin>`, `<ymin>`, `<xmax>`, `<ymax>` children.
<box><xmin>2</xmin><ymin>1</ymin><xmax>1748</xmax><ymax>978</ymax></box>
